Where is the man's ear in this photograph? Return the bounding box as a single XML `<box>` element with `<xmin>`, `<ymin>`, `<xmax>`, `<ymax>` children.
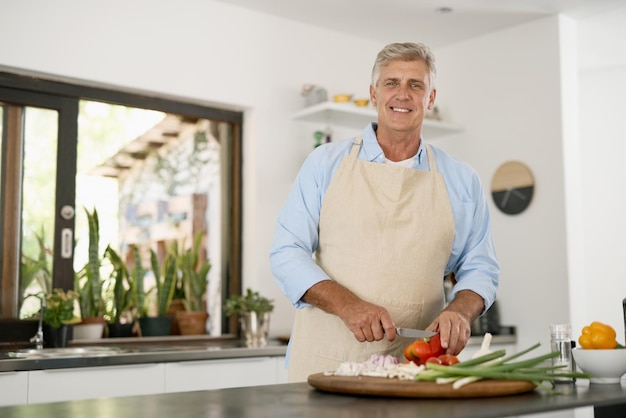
<box><xmin>369</xmin><ymin>84</ymin><xmax>376</xmax><ymax>106</ymax></box>
<box><xmin>427</xmin><ymin>88</ymin><xmax>437</xmax><ymax>110</ymax></box>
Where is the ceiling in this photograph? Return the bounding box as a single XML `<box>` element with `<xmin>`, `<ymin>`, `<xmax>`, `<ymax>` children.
<box><xmin>213</xmin><ymin>0</ymin><xmax>623</xmax><ymax>47</ymax></box>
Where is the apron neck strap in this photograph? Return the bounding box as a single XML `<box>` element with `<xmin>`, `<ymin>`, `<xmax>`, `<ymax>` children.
<box><xmin>351</xmin><ymin>136</ymin><xmax>438</xmax><ymax>173</ymax></box>
<box><xmin>350</xmin><ymin>136</ymin><xmax>363</xmax><ymax>158</ymax></box>
<box><xmin>425</xmin><ymin>144</ymin><xmax>439</xmax><ymax>173</ymax></box>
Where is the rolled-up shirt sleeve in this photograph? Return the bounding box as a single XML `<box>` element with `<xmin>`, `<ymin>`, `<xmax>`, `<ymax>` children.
<box><xmin>439</xmin><ymin>152</ymin><xmax>499</xmax><ymax>312</ymax></box>
<box><xmin>270</xmin><ymin>145</ymin><xmax>337</xmax><ymax>308</ymax></box>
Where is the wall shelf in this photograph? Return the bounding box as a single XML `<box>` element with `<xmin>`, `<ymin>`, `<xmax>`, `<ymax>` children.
<box><xmin>292</xmin><ymin>101</ymin><xmax>463</xmax><ymax>139</ymax></box>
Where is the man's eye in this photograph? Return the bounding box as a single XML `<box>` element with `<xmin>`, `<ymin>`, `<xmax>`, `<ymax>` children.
<box><xmin>411</xmin><ymin>82</ymin><xmax>423</xmax><ymax>89</ymax></box>
<box><xmin>385</xmin><ymin>80</ymin><xmax>397</xmax><ymax>87</ymax></box>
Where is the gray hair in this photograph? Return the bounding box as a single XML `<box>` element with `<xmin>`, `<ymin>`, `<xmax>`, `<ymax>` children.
<box><xmin>371</xmin><ymin>42</ymin><xmax>436</xmax><ymax>88</ymax></box>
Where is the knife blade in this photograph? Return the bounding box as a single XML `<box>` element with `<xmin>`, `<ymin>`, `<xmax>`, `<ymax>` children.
<box><xmin>396</xmin><ymin>327</ymin><xmax>437</xmax><ymax>339</ymax></box>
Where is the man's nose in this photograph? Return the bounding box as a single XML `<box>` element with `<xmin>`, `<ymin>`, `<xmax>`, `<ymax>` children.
<box><xmin>397</xmin><ymin>84</ymin><xmax>411</xmax><ymax>99</ymax></box>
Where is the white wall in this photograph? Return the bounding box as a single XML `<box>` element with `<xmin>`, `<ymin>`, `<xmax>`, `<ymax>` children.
<box><xmin>433</xmin><ymin>16</ymin><xmax>571</xmax><ymax>351</ymax></box>
<box><xmin>575</xmin><ymin>6</ymin><xmax>626</xmax><ymax>340</ymax></box>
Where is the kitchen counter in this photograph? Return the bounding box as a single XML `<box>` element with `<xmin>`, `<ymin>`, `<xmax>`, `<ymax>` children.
<box><xmin>0</xmin><ymin>379</ymin><xmax>624</xmax><ymax>418</ymax></box>
<box><xmin>0</xmin><ymin>336</ymin><xmax>287</xmax><ymax>372</ymax></box>
<box><xmin>0</xmin><ymin>332</ymin><xmax>514</xmax><ymax>373</ymax></box>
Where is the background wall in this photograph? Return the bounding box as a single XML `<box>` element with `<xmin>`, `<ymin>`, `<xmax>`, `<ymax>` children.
<box><xmin>1</xmin><ymin>0</ymin><xmax>623</xmax><ymax>353</ymax></box>
<box><xmin>574</xmin><ymin>6</ymin><xmax>626</xmax><ymax>340</ymax></box>
<box><xmin>435</xmin><ymin>16</ymin><xmax>572</xmax><ymax>351</ymax></box>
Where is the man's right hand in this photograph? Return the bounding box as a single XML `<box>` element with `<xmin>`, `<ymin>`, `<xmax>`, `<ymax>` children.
<box><xmin>302</xmin><ymin>280</ymin><xmax>397</xmax><ymax>342</ymax></box>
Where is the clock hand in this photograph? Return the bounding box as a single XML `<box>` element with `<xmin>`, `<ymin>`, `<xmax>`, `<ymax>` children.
<box><xmin>511</xmin><ymin>189</ymin><xmax>527</xmax><ymax>200</ymax></box>
<box><xmin>501</xmin><ymin>188</ymin><xmax>512</xmax><ymax>207</ymax></box>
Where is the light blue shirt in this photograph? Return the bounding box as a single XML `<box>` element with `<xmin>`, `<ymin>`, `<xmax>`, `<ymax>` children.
<box><xmin>270</xmin><ymin>123</ymin><xmax>499</xmax><ymax>313</ymax></box>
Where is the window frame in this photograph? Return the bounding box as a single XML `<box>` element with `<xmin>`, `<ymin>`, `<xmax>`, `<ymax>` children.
<box><xmin>0</xmin><ymin>72</ymin><xmax>243</xmax><ymax>335</ymax></box>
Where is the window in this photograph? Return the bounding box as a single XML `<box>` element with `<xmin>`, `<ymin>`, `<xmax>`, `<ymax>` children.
<box><xmin>0</xmin><ymin>72</ymin><xmax>242</xmax><ymax>337</ymax></box>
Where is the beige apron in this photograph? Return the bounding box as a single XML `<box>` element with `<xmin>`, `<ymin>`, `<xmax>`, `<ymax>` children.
<box><xmin>288</xmin><ymin>137</ymin><xmax>455</xmax><ymax>382</ymax></box>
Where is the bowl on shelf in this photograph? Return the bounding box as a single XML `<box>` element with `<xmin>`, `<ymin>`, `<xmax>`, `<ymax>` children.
<box><xmin>353</xmin><ymin>98</ymin><xmax>369</xmax><ymax>107</ymax></box>
<box><xmin>333</xmin><ymin>94</ymin><xmax>353</xmax><ymax>103</ymax></box>
<box><xmin>572</xmin><ymin>348</ymin><xmax>626</xmax><ymax>384</ymax></box>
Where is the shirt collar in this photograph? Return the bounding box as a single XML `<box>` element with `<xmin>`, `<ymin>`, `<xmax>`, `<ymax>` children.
<box><xmin>362</xmin><ymin>123</ymin><xmax>425</xmax><ymax>165</ymax></box>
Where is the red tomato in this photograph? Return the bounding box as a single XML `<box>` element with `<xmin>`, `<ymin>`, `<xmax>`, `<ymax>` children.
<box><xmin>403</xmin><ymin>338</ymin><xmax>419</xmax><ymax>363</ymax></box>
<box><xmin>403</xmin><ymin>344</ymin><xmax>415</xmax><ymax>362</ymax></box>
<box><xmin>407</xmin><ymin>340</ymin><xmax>431</xmax><ymax>364</ymax></box>
<box><xmin>425</xmin><ymin>356</ymin><xmax>443</xmax><ymax>365</ymax></box>
<box><xmin>437</xmin><ymin>354</ymin><xmax>460</xmax><ymax>366</ymax></box>
<box><xmin>403</xmin><ymin>334</ymin><xmax>445</xmax><ymax>365</ymax></box>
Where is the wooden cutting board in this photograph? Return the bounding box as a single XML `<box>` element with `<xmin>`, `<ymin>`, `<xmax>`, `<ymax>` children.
<box><xmin>308</xmin><ymin>373</ymin><xmax>536</xmax><ymax>398</ymax></box>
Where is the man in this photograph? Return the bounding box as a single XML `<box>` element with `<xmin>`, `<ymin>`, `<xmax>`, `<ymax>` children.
<box><xmin>270</xmin><ymin>42</ymin><xmax>499</xmax><ymax>382</ymax></box>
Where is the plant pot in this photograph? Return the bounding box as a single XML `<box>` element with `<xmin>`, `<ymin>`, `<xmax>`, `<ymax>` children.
<box><xmin>73</xmin><ymin>317</ymin><xmax>106</xmax><ymax>341</ymax></box>
<box><xmin>240</xmin><ymin>312</ymin><xmax>270</xmax><ymax>348</ymax></box>
<box><xmin>139</xmin><ymin>316</ymin><xmax>173</xmax><ymax>337</ymax></box>
<box><xmin>107</xmin><ymin>322</ymin><xmax>134</xmax><ymax>338</ymax></box>
<box><xmin>167</xmin><ymin>299</ymin><xmax>186</xmax><ymax>335</ymax></box>
<box><xmin>74</xmin><ymin>323</ymin><xmax>105</xmax><ymax>341</ymax></box>
<box><xmin>43</xmin><ymin>324</ymin><xmax>73</xmax><ymax>348</ymax></box>
<box><xmin>176</xmin><ymin>311</ymin><xmax>208</xmax><ymax>335</ymax></box>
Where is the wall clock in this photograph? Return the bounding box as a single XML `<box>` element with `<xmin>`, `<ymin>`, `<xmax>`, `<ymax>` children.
<box><xmin>490</xmin><ymin>161</ymin><xmax>534</xmax><ymax>215</ymax></box>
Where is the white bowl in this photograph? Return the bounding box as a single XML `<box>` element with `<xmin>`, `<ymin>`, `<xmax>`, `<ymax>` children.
<box><xmin>572</xmin><ymin>348</ymin><xmax>626</xmax><ymax>384</ymax></box>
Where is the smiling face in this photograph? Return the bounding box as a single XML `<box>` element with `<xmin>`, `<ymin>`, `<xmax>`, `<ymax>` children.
<box><xmin>370</xmin><ymin>59</ymin><xmax>436</xmax><ymax>139</ymax></box>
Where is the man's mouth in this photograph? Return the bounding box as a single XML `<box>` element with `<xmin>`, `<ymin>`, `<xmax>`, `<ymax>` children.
<box><xmin>390</xmin><ymin>107</ymin><xmax>411</xmax><ymax>113</ymax></box>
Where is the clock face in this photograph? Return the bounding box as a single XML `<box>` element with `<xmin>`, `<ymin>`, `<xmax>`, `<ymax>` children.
<box><xmin>490</xmin><ymin>161</ymin><xmax>534</xmax><ymax>215</ymax></box>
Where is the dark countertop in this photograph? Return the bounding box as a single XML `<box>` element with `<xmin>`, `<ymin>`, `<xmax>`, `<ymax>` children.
<box><xmin>0</xmin><ymin>333</ymin><xmax>515</xmax><ymax>373</ymax></box>
<box><xmin>0</xmin><ymin>336</ymin><xmax>287</xmax><ymax>372</ymax></box>
<box><xmin>0</xmin><ymin>380</ymin><xmax>625</xmax><ymax>418</ymax></box>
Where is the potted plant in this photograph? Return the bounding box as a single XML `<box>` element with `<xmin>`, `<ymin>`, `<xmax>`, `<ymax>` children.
<box><xmin>166</xmin><ymin>268</ymin><xmax>186</xmax><ymax>335</ymax></box>
<box><xmin>74</xmin><ymin>207</ymin><xmax>107</xmax><ymax>340</ymax></box>
<box><xmin>136</xmin><ymin>244</ymin><xmax>177</xmax><ymax>337</ymax></box>
<box><xmin>41</xmin><ymin>288</ymin><xmax>81</xmax><ymax>347</ymax></box>
<box><xmin>177</xmin><ymin>231</ymin><xmax>211</xmax><ymax>335</ymax></box>
<box><xmin>151</xmin><ymin>248</ymin><xmax>177</xmax><ymax>318</ymax></box>
<box><xmin>224</xmin><ymin>288</ymin><xmax>274</xmax><ymax>347</ymax></box>
<box><xmin>103</xmin><ymin>245</ymin><xmax>135</xmax><ymax>337</ymax></box>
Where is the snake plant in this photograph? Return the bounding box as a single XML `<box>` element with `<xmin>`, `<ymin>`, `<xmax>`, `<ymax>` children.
<box><xmin>180</xmin><ymin>231</ymin><xmax>211</xmax><ymax>312</ymax></box>
<box><xmin>104</xmin><ymin>245</ymin><xmax>132</xmax><ymax>323</ymax></box>
<box><xmin>75</xmin><ymin>207</ymin><xmax>105</xmax><ymax>319</ymax></box>
<box><xmin>129</xmin><ymin>243</ymin><xmax>177</xmax><ymax>318</ymax></box>
<box><xmin>149</xmin><ymin>246</ymin><xmax>177</xmax><ymax>317</ymax></box>
<box><xmin>129</xmin><ymin>244</ymin><xmax>148</xmax><ymax>317</ymax></box>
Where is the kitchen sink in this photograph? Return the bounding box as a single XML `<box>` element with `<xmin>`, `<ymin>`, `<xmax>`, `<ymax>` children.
<box><xmin>7</xmin><ymin>346</ymin><xmax>128</xmax><ymax>359</ymax></box>
<box><xmin>0</xmin><ymin>336</ymin><xmax>275</xmax><ymax>361</ymax></box>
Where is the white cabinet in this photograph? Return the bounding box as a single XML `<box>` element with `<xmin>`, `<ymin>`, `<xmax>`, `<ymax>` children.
<box><xmin>6</xmin><ymin>355</ymin><xmax>286</xmax><ymax>405</ymax></box>
<box><xmin>0</xmin><ymin>371</ymin><xmax>28</xmax><ymax>406</ymax></box>
<box><xmin>164</xmin><ymin>356</ymin><xmax>284</xmax><ymax>393</ymax></box>
<box><xmin>292</xmin><ymin>101</ymin><xmax>462</xmax><ymax>139</ymax></box>
<box><xmin>28</xmin><ymin>363</ymin><xmax>165</xmax><ymax>404</ymax></box>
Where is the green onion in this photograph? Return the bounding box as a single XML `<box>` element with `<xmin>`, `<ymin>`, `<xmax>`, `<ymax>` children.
<box><xmin>415</xmin><ymin>342</ymin><xmax>591</xmax><ymax>392</ymax></box>
<box><xmin>453</xmin><ymin>350</ymin><xmax>507</xmax><ymax>367</ymax></box>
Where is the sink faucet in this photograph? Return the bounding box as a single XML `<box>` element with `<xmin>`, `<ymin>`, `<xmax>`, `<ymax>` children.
<box><xmin>25</xmin><ymin>294</ymin><xmax>46</xmax><ymax>350</ymax></box>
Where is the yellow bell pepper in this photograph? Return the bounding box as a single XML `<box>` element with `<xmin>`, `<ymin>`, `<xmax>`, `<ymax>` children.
<box><xmin>578</xmin><ymin>321</ymin><xmax>618</xmax><ymax>349</ymax></box>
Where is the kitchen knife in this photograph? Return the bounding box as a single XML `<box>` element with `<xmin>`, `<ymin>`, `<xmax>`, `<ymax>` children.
<box><xmin>396</xmin><ymin>327</ymin><xmax>437</xmax><ymax>339</ymax></box>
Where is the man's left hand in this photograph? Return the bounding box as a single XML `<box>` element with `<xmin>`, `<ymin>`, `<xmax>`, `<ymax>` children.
<box><xmin>427</xmin><ymin>290</ymin><xmax>484</xmax><ymax>355</ymax></box>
